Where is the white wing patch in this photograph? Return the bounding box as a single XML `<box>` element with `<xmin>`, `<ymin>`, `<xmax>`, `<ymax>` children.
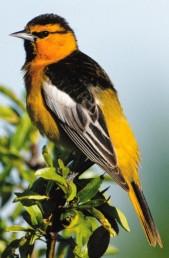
<box><xmin>43</xmin><ymin>81</ymin><xmax>76</xmax><ymax>121</ymax></box>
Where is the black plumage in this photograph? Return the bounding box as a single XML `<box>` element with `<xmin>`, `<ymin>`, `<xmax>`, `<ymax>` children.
<box><xmin>27</xmin><ymin>13</ymin><xmax>73</xmax><ymax>33</ymax></box>
<box><xmin>45</xmin><ymin>50</ymin><xmax>115</xmax><ymax>107</ymax></box>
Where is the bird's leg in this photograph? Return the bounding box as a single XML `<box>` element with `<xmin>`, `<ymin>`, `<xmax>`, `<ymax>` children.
<box><xmin>67</xmin><ymin>151</ymin><xmax>93</xmax><ymax>175</ymax></box>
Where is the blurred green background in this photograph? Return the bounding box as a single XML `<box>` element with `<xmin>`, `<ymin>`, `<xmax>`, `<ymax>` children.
<box><xmin>0</xmin><ymin>0</ymin><xmax>169</xmax><ymax>257</ymax></box>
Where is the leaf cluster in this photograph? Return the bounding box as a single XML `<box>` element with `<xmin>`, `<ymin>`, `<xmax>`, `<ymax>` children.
<box><xmin>0</xmin><ymin>86</ymin><xmax>130</xmax><ymax>258</ymax></box>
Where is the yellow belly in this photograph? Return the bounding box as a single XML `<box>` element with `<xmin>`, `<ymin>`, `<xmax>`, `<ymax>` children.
<box><xmin>95</xmin><ymin>88</ymin><xmax>140</xmax><ymax>183</ymax></box>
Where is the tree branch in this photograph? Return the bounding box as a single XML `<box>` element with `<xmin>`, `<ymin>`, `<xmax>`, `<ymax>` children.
<box><xmin>46</xmin><ymin>232</ymin><xmax>57</xmax><ymax>258</ymax></box>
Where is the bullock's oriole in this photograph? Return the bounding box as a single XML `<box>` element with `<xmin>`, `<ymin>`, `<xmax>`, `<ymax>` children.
<box><xmin>11</xmin><ymin>13</ymin><xmax>162</xmax><ymax>247</ymax></box>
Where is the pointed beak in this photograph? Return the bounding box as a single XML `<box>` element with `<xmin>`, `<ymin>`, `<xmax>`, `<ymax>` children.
<box><xmin>10</xmin><ymin>30</ymin><xmax>35</xmax><ymax>42</ymax></box>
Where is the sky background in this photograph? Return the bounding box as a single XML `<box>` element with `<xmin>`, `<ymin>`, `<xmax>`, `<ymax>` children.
<box><xmin>1</xmin><ymin>1</ymin><xmax>169</xmax><ymax>257</ymax></box>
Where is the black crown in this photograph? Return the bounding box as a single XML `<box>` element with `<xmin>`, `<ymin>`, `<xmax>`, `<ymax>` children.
<box><xmin>27</xmin><ymin>13</ymin><xmax>73</xmax><ymax>32</ymax></box>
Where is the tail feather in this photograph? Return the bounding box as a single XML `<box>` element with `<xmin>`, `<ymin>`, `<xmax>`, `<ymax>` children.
<box><xmin>129</xmin><ymin>182</ymin><xmax>163</xmax><ymax>247</ymax></box>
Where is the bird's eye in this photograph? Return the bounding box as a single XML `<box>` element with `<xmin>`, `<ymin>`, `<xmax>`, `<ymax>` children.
<box><xmin>40</xmin><ymin>31</ymin><xmax>49</xmax><ymax>37</ymax></box>
<box><xmin>33</xmin><ymin>31</ymin><xmax>49</xmax><ymax>38</ymax></box>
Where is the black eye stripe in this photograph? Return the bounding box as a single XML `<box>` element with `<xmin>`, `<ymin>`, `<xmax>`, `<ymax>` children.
<box><xmin>32</xmin><ymin>30</ymin><xmax>67</xmax><ymax>38</ymax></box>
<box><xmin>52</xmin><ymin>30</ymin><xmax>67</xmax><ymax>34</ymax></box>
<box><xmin>32</xmin><ymin>31</ymin><xmax>49</xmax><ymax>38</ymax></box>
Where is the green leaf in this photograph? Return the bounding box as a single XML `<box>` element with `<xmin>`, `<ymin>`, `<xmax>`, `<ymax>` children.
<box><xmin>88</xmin><ymin>226</ymin><xmax>110</xmax><ymax>258</ymax></box>
<box><xmin>17</xmin><ymin>168</ymin><xmax>36</xmax><ymax>184</ymax></box>
<box><xmin>35</xmin><ymin>167</ymin><xmax>67</xmax><ymax>192</ymax></box>
<box><xmin>10</xmin><ymin>203</ymin><xmax>23</xmax><ymax>221</ymax></box>
<box><xmin>2</xmin><ymin>234</ymin><xmax>37</xmax><ymax>258</ymax></box>
<box><xmin>88</xmin><ymin>208</ymin><xmax>116</xmax><ymax>236</ymax></box>
<box><xmin>112</xmin><ymin>207</ymin><xmax>130</xmax><ymax>232</ymax></box>
<box><xmin>0</xmin><ymin>162</ymin><xmax>13</xmax><ymax>181</ymax></box>
<box><xmin>0</xmin><ymin>136</ymin><xmax>9</xmax><ymax>146</ymax></box>
<box><xmin>15</xmin><ymin>191</ymin><xmax>49</xmax><ymax>202</ymax></box>
<box><xmin>42</xmin><ymin>145</ymin><xmax>53</xmax><ymax>167</ymax></box>
<box><xmin>57</xmin><ymin>241</ymin><xmax>68</xmax><ymax>258</ymax></box>
<box><xmin>58</xmin><ymin>159</ymin><xmax>70</xmax><ymax>178</ymax></box>
<box><xmin>0</xmin><ymin>240</ymin><xmax>6</xmax><ymax>253</ymax></box>
<box><xmin>0</xmin><ymin>105</ymin><xmax>20</xmax><ymax>124</ymax></box>
<box><xmin>1</xmin><ymin>238</ymin><xmax>25</xmax><ymax>258</ymax></box>
<box><xmin>10</xmin><ymin>113</ymin><xmax>32</xmax><ymax>151</ymax></box>
<box><xmin>6</xmin><ymin>225</ymin><xmax>32</xmax><ymax>232</ymax></box>
<box><xmin>46</xmin><ymin>181</ymin><xmax>55</xmax><ymax>195</ymax></box>
<box><xmin>19</xmin><ymin>233</ymin><xmax>38</xmax><ymax>258</ymax></box>
<box><xmin>67</xmin><ymin>180</ymin><xmax>77</xmax><ymax>202</ymax></box>
<box><xmin>78</xmin><ymin>199</ymin><xmax>106</xmax><ymax>209</ymax></box>
<box><xmin>23</xmin><ymin>205</ymin><xmax>43</xmax><ymax>226</ymax></box>
<box><xmin>0</xmin><ymin>85</ymin><xmax>25</xmax><ymax>111</ymax></box>
<box><xmin>99</xmin><ymin>205</ymin><xmax>130</xmax><ymax>232</ymax></box>
<box><xmin>61</xmin><ymin>210</ymin><xmax>78</xmax><ymax>228</ymax></box>
<box><xmin>0</xmin><ymin>182</ymin><xmax>14</xmax><ymax>207</ymax></box>
<box><xmin>97</xmin><ymin>204</ymin><xmax>119</xmax><ymax>234</ymax></box>
<box><xmin>0</xmin><ymin>146</ymin><xmax>22</xmax><ymax>160</ymax></box>
<box><xmin>62</xmin><ymin>211</ymin><xmax>94</xmax><ymax>257</ymax></box>
<box><xmin>77</xmin><ymin>176</ymin><xmax>103</xmax><ymax>203</ymax></box>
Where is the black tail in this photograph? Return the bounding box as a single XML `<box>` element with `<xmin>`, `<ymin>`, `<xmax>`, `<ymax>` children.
<box><xmin>129</xmin><ymin>182</ymin><xmax>163</xmax><ymax>247</ymax></box>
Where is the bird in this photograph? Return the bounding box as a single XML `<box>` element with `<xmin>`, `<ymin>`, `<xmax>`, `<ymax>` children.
<box><xmin>11</xmin><ymin>13</ymin><xmax>162</xmax><ymax>247</ymax></box>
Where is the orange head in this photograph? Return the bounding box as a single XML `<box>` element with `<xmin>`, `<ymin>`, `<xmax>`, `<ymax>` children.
<box><xmin>11</xmin><ymin>14</ymin><xmax>78</xmax><ymax>65</ymax></box>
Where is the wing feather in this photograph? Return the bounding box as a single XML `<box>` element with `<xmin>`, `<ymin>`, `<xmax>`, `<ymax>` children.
<box><xmin>43</xmin><ymin>81</ymin><xmax>129</xmax><ymax>190</ymax></box>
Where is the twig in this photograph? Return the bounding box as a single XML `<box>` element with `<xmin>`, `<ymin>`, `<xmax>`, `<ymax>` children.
<box><xmin>46</xmin><ymin>232</ymin><xmax>57</xmax><ymax>258</ymax></box>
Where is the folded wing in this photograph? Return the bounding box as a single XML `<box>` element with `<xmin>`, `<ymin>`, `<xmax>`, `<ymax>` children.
<box><xmin>43</xmin><ymin>81</ymin><xmax>129</xmax><ymax>190</ymax></box>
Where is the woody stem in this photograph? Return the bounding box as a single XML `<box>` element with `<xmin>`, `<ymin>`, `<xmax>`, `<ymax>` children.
<box><xmin>46</xmin><ymin>232</ymin><xmax>57</xmax><ymax>258</ymax></box>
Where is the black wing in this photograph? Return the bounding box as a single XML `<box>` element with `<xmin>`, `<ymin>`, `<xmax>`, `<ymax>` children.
<box><xmin>43</xmin><ymin>51</ymin><xmax>129</xmax><ymax>190</ymax></box>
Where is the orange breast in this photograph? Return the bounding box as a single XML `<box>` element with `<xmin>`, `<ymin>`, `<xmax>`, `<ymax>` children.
<box><xmin>26</xmin><ymin>65</ymin><xmax>60</xmax><ymax>142</ymax></box>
